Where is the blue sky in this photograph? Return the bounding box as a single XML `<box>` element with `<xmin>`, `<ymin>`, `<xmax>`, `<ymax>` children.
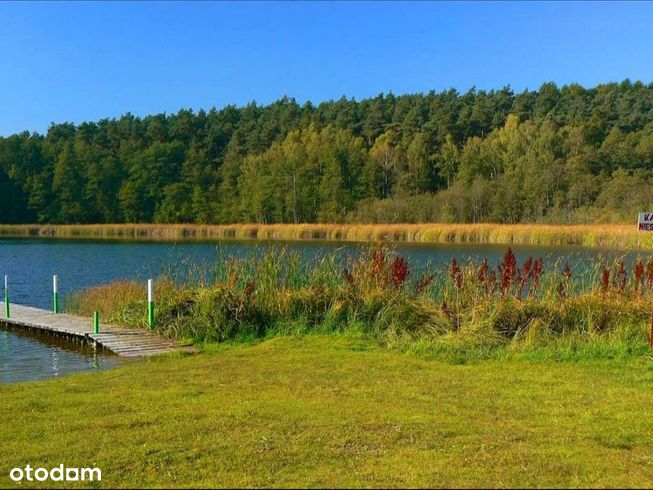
<box><xmin>1</xmin><ymin>1</ymin><xmax>652</xmax><ymax>135</ymax></box>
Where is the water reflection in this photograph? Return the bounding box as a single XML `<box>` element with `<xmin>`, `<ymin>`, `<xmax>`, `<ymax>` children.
<box><xmin>0</xmin><ymin>324</ymin><xmax>125</xmax><ymax>384</ymax></box>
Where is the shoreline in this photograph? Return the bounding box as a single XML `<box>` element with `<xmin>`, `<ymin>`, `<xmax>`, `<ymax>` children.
<box><xmin>0</xmin><ymin>222</ymin><xmax>650</xmax><ymax>250</ymax></box>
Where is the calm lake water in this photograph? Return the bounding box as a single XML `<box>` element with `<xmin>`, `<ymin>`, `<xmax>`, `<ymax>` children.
<box><xmin>0</xmin><ymin>324</ymin><xmax>125</xmax><ymax>383</ymax></box>
<box><xmin>0</xmin><ymin>237</ymin><xmax>648</xmax><ymax>383</ymax></box>
<box><xmin>0</xmin><ymin>237</ymin><xmax>648</xmax><ymax>309</ymax></box>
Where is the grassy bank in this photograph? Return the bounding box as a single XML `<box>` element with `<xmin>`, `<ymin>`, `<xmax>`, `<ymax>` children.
<box><xmin>0</xmin><ymin>222</ymin><xmax>651</xmax><ymax>249</ymax></box>
<box><xmin>1</xmin><ymin>336</ymin><xmax>652</xmax><ymax>488</ymax></box>
<box><xmin>68</xmin><ymin>247</ymin><xmax>653</xmax><ymax>361</ymax></box>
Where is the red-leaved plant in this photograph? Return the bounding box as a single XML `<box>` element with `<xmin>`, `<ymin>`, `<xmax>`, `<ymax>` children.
<box><xmin>390</xmin><ymin>256</ymin><xmax>410</xmax><ymax>289</ymax></box>
<box><xmin>647</xmin><ymin>259</ymin><xmax>653</xmax><ymax>288</ymax></box>
<box><xmin>517</xmin><ymin>257</ymin><xmax>533</xmax><ymax>299</ymax></box>
<box><xmin>243</xmin><ymin>281</ymin><xmax>255</xmax><ymax>298</ymax></box>
<box><xmin>558</xmin><ymin>263</ymin><xmax>572</xmax><ymax>299</ymax></box>
<box><xmin>614</xmin><ymin>261</ymin><xmax>627</xmax><ymax>293</ymax></box>
<box><xmin>635</xmin><ymin>259</ymin><xmax>645</xmax><ymax>292</ymax></box>
<box><xmin>487</xmin><ymin>269</ymin><xmax>497</xmax><ymax>294</ymax></box>
<box><xmin>601</xmin><ymin>266</ymin><xmax>610</xmax><ymax>294</ymax></box>
<box><xmin>449</xmin><ymin>257</ymin><xmax>463</xmax><ymax>291</ymax></box>
<box><xmin>498</xmin><ymin>248</ymin><xmax>517</xmax><ymax>296</ymax></box>
<box><xmin>530</xmin><ymin>258</ymin><xmax>544</xmax><ymax>292</ymax></box>
<box><xmin>477</xmin><ymin>257</ymin><xmax>489</xmax><ymax>293</ymax></box>
<box><xmin>372</xmin><ymin>248</ymin><xmax>387</xmax><ymax>283</ymax></box>
<box><xmin>343</xmin><ymin>267</ymin><xmax>354</xmax><ymax>285</ymax></box>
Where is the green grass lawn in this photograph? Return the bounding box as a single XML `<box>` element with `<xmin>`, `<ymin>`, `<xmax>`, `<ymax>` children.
<box><xmin>1</xmin><ymin>335</ymin><xmax>652</xmax><ymax>488</ymax></box>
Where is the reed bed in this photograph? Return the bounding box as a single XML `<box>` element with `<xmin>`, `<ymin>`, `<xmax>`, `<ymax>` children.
<box><xmin>67</xmin><ymin>246</ymin><xmax>653</xmax><ymax>359</ymax></box>
<box><xmin>0</xmin><ymin>222</ymin><xmax>652</xmax><ymax>249</ymax></box>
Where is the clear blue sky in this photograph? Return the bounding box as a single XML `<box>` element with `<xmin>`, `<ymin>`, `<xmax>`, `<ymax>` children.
<box><xmin>1</xmin><ymin>1</ymin><xmax>652</xmax><ymax>135</ymax></box>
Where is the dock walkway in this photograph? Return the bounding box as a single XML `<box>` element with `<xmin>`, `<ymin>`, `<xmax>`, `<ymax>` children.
<box><xmin>0</xmin><ymin>303</ymin><xmax>195</xmax><ymax>357</ymax></box>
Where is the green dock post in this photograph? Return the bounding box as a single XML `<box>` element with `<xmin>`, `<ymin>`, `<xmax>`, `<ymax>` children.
<box><xmin>53</xmin><ymin>274</ymin><xmax>59</xmax><ymax>313</ymax></box>
<box><xmin>147</xmin><ymin>279</ymin><xmax>154</xmax><ymax>329</ymax></box>
<box><xmin>4</xmin><ymin>275</ymin><xmax>9</xmax><ymax>319</ymax></box>
<box><xmin>93</xmin><ymin>311</ymin><xmax>99</xmax><ymax>334</ymax></box>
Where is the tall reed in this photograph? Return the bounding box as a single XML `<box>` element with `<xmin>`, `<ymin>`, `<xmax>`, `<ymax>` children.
<box><xmin>67</xmin><ymin>246</ymin><xmax>653</xmax><ymax>358</ymax></box>
<box><xmin>2</xmin><ymin>223</ymin><xmax>653</xmax><ymax>250</ymax></box>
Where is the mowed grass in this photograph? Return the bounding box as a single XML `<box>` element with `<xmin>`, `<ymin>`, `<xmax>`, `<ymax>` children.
<box><xmin>1</xmin><ymin>335</ymin><xmax>652</xmax><ymax>488</ymax></box>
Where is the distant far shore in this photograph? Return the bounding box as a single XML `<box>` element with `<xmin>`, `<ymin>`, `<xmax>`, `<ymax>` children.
<box><xmin>0</xmin><ymin>223</ymin><xmax>650</xmax><ymax>250</ymax></box>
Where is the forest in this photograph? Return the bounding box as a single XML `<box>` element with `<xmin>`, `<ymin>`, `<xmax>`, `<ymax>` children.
<box><xmin>1</xmin><ymin>79</ymin><xmax>652</xmax><ymax>225</ymax></box>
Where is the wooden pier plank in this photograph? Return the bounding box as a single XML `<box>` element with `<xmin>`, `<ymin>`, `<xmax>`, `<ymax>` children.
<box><xmin>0</xmin><ymin>302</ymin><xmax>195</xmax><ymax>358</ymax></box>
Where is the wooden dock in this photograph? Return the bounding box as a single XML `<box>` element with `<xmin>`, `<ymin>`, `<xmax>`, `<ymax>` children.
<box><xmin>0</xmin><ymin>303</ymin><xmax>195</xmax><ymax>358</ymax></box>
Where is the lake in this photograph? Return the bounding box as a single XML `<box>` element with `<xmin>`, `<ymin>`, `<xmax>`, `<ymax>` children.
<box><xmin>0</xmin><ymin>324</ymin><xmax>125</xmax><ymax>383</ymax></box>
<box><xmin>0</xmin><ymin>237</ymin><xmax>647</xmax><ymax>310</ymax></box>
<box><xmin>0</xmin><ymin>237</ymin><xmax>648</xmax><ymax>383</ymax></box>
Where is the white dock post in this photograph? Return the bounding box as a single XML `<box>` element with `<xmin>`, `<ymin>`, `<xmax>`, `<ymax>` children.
<box><xmin>53</xmin><ymin>274</ymin><xmax>59</xmax><ymax>313</ymax></box>
<box><xmin>4</xmin><ymin>275</ymin><xmax>8</xmax><ymax>318</ymax></box>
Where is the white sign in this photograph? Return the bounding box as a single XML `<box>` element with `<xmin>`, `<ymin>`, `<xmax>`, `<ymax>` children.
<box><xmin>638</xmin><ymin>213</ymin><xmax>653</xmax><ymax>231</ymax></box>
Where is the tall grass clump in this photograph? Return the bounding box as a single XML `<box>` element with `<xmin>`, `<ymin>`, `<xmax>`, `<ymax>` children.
<box><xmin>67</xmin><ymin>246</ymin><xmax>653</xmax><ymax>359</ymax></box>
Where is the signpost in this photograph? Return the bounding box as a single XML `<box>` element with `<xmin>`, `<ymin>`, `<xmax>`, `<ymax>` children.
<box><xmin>641</xmin><ymin>214</ymin><xmax>653</xmax><ymax>348</ymax></box>
<box><xmin>638</xmin><ymin>212</ymin><xmax>653</xmax><ymax>231</ymax></box>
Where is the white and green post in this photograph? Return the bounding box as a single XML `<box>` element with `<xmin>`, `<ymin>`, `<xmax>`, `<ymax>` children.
<box><xmin>53</xmin><ymin>274</ymin><xmax>59</xmax><ymax>313</ymax></box>
<box><xmin>147</xmin><ymin>279</ymin><xmax>154</xmax><ymax>329</ymax></box>
<box><xmin>4</xmin><ymin>275</ymin><xmax>9</xmax><ymax>319</ymax></box>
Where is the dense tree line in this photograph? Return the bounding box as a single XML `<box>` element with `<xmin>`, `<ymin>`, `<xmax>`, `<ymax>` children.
<box><xmin>1</xmin><ymin>79</ymin><xmax>653</xmax><ymax>225</ymax></box>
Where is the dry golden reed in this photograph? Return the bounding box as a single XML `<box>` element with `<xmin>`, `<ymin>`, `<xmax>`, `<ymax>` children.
<box><xmin>0</xmin><ymin>222</ymin><xmax>651</xmax><ymax>249</ymax></box>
